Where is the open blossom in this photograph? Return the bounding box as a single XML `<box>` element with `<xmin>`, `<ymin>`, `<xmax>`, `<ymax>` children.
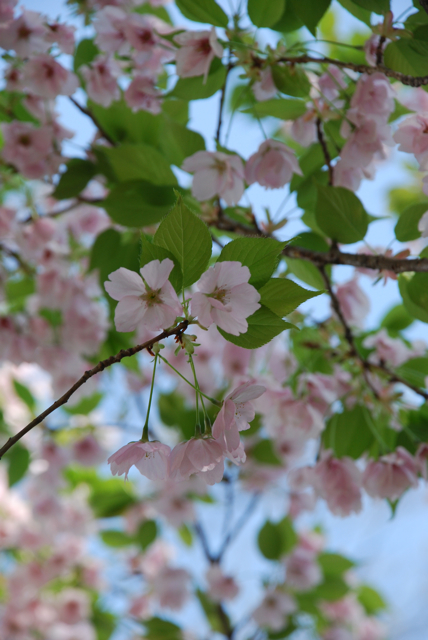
<box><xmin>0</xmin><ymin>9</ymin><xmax>48</xmax><ymax>56</ymax></box>
<box><xmin>362</xmin><ymin>447</ymin><xmax>419</xmax><ymax>501</ymax></box>
<box><xmin>0</xmin><ymin>0</ymin><xmax>17</xmax><ymax>24</ymax></box>
<box><xmin>23</xmin><ymin>55</ymin><xmax>79</xmax><ymax>99</ymax></box>
<box><xmin>124</xmin><ymin>76</ymin><xmax>162</xmax><ymax>114</ymax></box>
<box><xmin>245</xmin><ymin>139</ymin><xmax>302</xmax><ymax>189</ymax></box>
<box><xmin>169</xmin><ymin>437</ymin><xmax>224</xmax><ymax>485</ymax></box>
<box><xmin>206</xmin><ymin>565</ymin><xmax>239</xmax><ymax>602</ymax></box>
<box><xmin>335</xmin><ymin>278</ymin><xmax>370</xmax><ymax>328</ymax></box>
<box><xmin>94</xmin><ymin>6</ymin><xmax>129</xmax><ymax>55</ymax></box>
<box><xmin>152</xmin><ymin>567</ymin><xmax>191</xmax><ymax>610</ymax></box>
<box><xmin>363</xmin><ymin>329</ymin><xmax>411</xmax><ymax>367</ymax></box>
<box><xmin>313</xmin><ymin>450</ymin><xmax>363</xmax><ymax>516</ymax></box>
<box><xmin>347</xmin><ymin>73</ymin><xmax>395</xmax><ymax>126</ymax></box>
<box><xmin>285</xmin><ymin>547</ymin><xmax>322</xmax><ymax>591</ymax></box>
<box><xmin>45</xmin><ymin>21</ymin><xmax>76</xmax><ymax>54</ymax></box>
<box><xmin>104</xmin><ymin>258</ymin><xmax>182</xmax><ymax>332</ymax></box>
<box><xmin>252</xmin><ymin>67</ymin><xmax>276</xmax><ymax>101</ymax></box>
<box><xmin>253</xmin><ymin>590</ymin><xmax>296</xmax><ymax>630</ymax></box>
<box><xmin>1</xmin><ymin>121</ymin><xmax>55</xmax><ymax>179</ymax></box>
<box><xmin>175</xmin><ymin>27</ymin><xmax>223</xmax><ymax>81</ymax></box>
<box><xmin>108</xmin><ymin>440</ymin><xmax>171</xmax><ymax>481</ymax></box>
<box><xmin>182</xmin><ymin>151</ymin><xmax>245</xmax><ymax>205</ymax></box>
<box><xmin>393</xmin><ymin>113</ymin><xmax>428</xmax><ymax>170</ymax></box>
<box><xmin>191</xmin><ymin>261</ymin><xmax>260</xmax><ymax>336</ymax></box>
<box><xmin>213</xmin><ymin>381</ymin><xmax>266</xmax><ymax>450</ymax></box>
<box><xmin>318</xmin><ymin>66</ymin><xmax>347</xmax><ymax>102</ymax></box>
<box><xmin>81</xmin><ymin>56</ymin><xmax>121</xmax><ymax>108</ymax></box>
<box><xmin>290</xmin><ymin>110</ymin><xmax>318</xmax><ymax>147</ymax></box>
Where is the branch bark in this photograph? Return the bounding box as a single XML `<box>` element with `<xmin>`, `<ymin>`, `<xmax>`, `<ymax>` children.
<box><xmin>0</xmin><ymin>320</ymin><xmax>189</xmax><ymax>459</ymax></box>
<box><xmin>69</xmin><ymin>97</ymin><xmax>117</xmax><ymax>146</ymax></box>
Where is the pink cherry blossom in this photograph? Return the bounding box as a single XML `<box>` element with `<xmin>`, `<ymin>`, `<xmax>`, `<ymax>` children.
<box><xmin>191</xmin><ymin>261</ymin><xmax>260</xmax><ymax>336</ymax></box>
<box><xmin>72</xmin><ymin>435</ymin><xmax>105</xmax><ymax>467</ymax></box>
<box><xmin>206</xmin><ymin>565</ymin><xmax>239</xmax><ymax>602</ymax></box>
<box><xmin>1</xmin><ymin>121</ymin><xmax>54</xmax><ymax>179</ymax></box>
<box><xmin>222</xmin><ymin>342</ymin><xmax>251</xmax><ymax>379</ymax></box>
<box><xmin>319</xmin><ymin>66</ymin><xmax>347</xmax><ymax>102</ymax></box>
<box><xmin>394</xmin><ymin>113</ymin><xmax>428</xmax><ymax>170</ymax></box>
<box><xmin>45</xmin><ymin>21</ymin><xmax>76</xmax><ymax>54</ymax></box>
<box><xmin>363</xmin><ymin>329</ymin><xmax>411</xmax><ymax>367</ymax></box>
<box><xmin>245</xmin><ymin>139</ymin><xmax>302</xmax><ymax>189</ymax></box>
<box><xmin>182</xmin><ymin>150</ymin><xmax>245</xmax><ymax>205</ymax></box>
<box><xmin>175</xmin><ymin>27</ymin><xmax>223</xmax><ymax>81</ymax></box>
<box><xmin>0</xmin><ymin>0</ymin><xmax>16</xmax><ymax>24</ymax></box>
<box><xmin>129</xmin><ymin>594</ymin><xmax>151</xmax><ymax>619</ymax></box>
<box><xmin>108</xmin><ymin>440</ymin><xmax>171</xmax><ymax>481</ymax></box>
<box><xmin>57</xmin><ymin>588</ymin><xmax>90</xmax><ymax>624</ymax></box>
<box><xmin>0</xmin><ymin>206</ymin><xmax>16</xmax><ymax>238</ymax></box>
<box><xmin>313</xmin><ymin>450</ymin><xmax>363</xmax><ymax>516</ymax></box>
<box><xmin>285</xmin><ymin>547</ymin><xmax>323</xmax><ymax>591</ymax></box>
<box><xmin>335</xmin><ymin>278</ymin><xmax>370</xmax><ymax>328</ymax></box>
<box><xmin>0</xmin><ymin>9</ymin><xmax>48</xmax><ymax>56</ymax></box>
<box><xmin>252</xmin><ymin>67</ymin><xmax>277</xmax><ymax>101</ymax></box>
<box><xmin>213</xmin><ymin>381</ymin><xmax>266</xmax><ymax>450</ymax></box>
<box><xmin>290</xmin><ymin>110</ymin><xmax>318</xmax><ymax>147</ymax></box>
<box><xmin>94</xmin><ymin>6</ymin><xmax>129</xmax><ymax>55</ymax></box>
<box><xmin>347</xmin><ymin>73</ymin><xmax>395</xmax><ymax>126</ymax></box>
<box><xmin>104</xmin><ymin>258</ymin><xmax>182</xmax><ymax>332</ymax></box>
<box><xmin>81</xmin><ymin>56</ymin><xmax>121</xmax><ymax>108</ymax></box>
<box><xmin>169</xmin><ymin>437</ymin><xmax>224</xmax><ymax>485</ymax></box>
<box><xmin>253</xmin><ymin>590</ymin><xmax>296</xmax><ymax>630</ymax></box>
<box><xmin>123</xmin><ymin>13</ymin><xmax>165</xmax><ymax>52</ymax></box>
<box><xmin>23</xmin><ymin>55</ymin><xmax>79</xmax><ymax>99</ymax></box>
<box><xmin>362</xmin><ymin>447</ymin><xmax>418</xmax><ymax>501</ymax></box>
<box><xmin>124</xmin><ymin>76</ymin><xmax>162</xmax><ymax>114</ymax></box>
<box><xmin>152</xmin><ymin>566</ymin><xmax>191</xmax><ymax>610</ymax></box>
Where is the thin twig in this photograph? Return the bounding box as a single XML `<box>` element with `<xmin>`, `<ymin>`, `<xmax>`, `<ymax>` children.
<box><xmin>69</xmin><ymin>97</ymin><xmax>117</xmax><ymax>146</ymax></box>
<box><xmin>215</xmin><ymin>493</ymin><xmax>260</xmax><ymax>562</ymax></box>
<box><xmin>216</xmin><ymin>60</ymin><xmax>233</xmax><ymax>144</ymax></box>
<box><xmin>194</xmin><ymin>521</ymin><xmax>215</xmax><ymax>562</ymax></box>
<box><xmin>0</xmin><ymin>243</ymin><xmax>34</xmax><ymax>275</ymax></box>
<box><xmin>0</xmin><ymin>320</ymin><xmax>189</xmax><ymax>459</ymax></box>
<box><xmin>316</xmin><ymin>117</ymin><xmax>333</xmax><ymax>185</ymax></box>
<box><xmin>375</xmin><ymin>35</ymin><xmax>386</xmax><ymax>66</ymax></box>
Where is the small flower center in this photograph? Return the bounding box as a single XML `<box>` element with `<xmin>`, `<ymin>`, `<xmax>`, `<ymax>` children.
<box><xmin>209</xmin><ymin>286</ymin><xmax>228</xmax><ymax>303</ymax></box>
<box><xmin>197</xmin><ymin>37</ymin><xmax>212</xmax><ymax>55</ymax></box>
<box><xmin>141</xmin><ymin>288</ymin><xmax>161</xmax><ymax>307</ymax></box>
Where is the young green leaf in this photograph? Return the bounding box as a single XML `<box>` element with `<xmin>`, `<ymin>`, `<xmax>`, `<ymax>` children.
<box><xmin>140</xmin><ymin>235</ymin><xmax>183</xmax><ymax>293</ymax></box>
<box><xmin>322</xmin><ymin>405</ymin><xmax>376</xmax><ymax>459</ymax></box>
<box><xmin>171</xmin><ymin>58</ymin><xmax>227</xmax><ymax>100</ymax></box>
<box><xmin>98</xmin><ymin>144</ymin><xmax>177</xmax><ymax>185</ymax></box>
<box><xmin>258</xmin><ymin>517</ymin><xmax>297</xmax><ymax>560</ymax></box>
<box><xmin>394</xmin><ymin>203</ymin><xmax>428</xmax><ymax>242</ymax></box>
<box><xmin>5</xmin><ymin>444</ymin><xmax>30</xmax><ymax>486</ymax></box>
<box><xmin>288</xmin><ymin>0</ymin><xmax>331</xmax><ymax>35</ymax></box>
<box><xmin>315</xmin><ymin>185</ymin><xmax>369</xmax><ymax>244</ymax></box>
<box><xmin>271</xmin><ymin>65</ymin><xmax>311</xmax><ymax>98</ymax></box>
<box><xmin>247</xmin><ymin>0</ymin><xmax>285</xmax><ymax>27</ymax></box>
<box><xmin>217</xmin><ymin>237</ymin><xmax>286</xmax><ymax>289</ymax></box>
<box><xmin>259</xmin><ymin>278</ymin><xmax>323</xmax><ymax>316</ymax></box>
<box><xmin>154</xmin><ymin>195</ymin><xmax>211</xmax><ymax>288</ymax></box>
<box><xmin>102</xmin><ymin>181</ymin><xmax>176</xmax><ymax>228</ymax></box>
<box><xmin>242</xmin><ymin>98</ymin><xmax>307</xmax><ymax>120</ymax></box>
<box><xmin>53</xmin><ymin>159</ymin><xmax>97</xmax><ymax>200</ymax></box>
<box><xmin>176</xmin><ymin>0</ymin><xmax>228</xmax><ymax>27</ymax></box>
<box><xmin>219</xmin><ymin>305</ymin><xmax>296</xmax><ymax>349</ymax></box>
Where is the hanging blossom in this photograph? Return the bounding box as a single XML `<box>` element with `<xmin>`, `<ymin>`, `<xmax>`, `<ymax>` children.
<box><xmin>81</xmin><ymin>55</ymin><xmax>121</xmax><ymax>108</ymax></box>
<box><xmin>245</xmin><ymin>139</ymin><xmax>302</xmax><ymax>189</ymax></box>
<box><xmin>213</xmin><ymin>381</ymin><xmax>266</xmax><ymax>451</ymax></box>
<box><xmin>108</xmin><ymin>441</ymin><xmax>171</xmax><ymax>481</ymax></box>
<box><xmin>22</xmin><ymin>54</ymin><xmax>79</xmax><ymax>100</ymax></box>
<box><xmin>175</xmin><ymin>27</ymin><xmax>223</xmax><ymax>81</ymax></box>
<box><xmin>362</xmin><ymin>447</ymin><xmax>419</xmax><ymax>501</ymax></box>
<box><xmin>169</xmin><ymin>437</ymin><xmax>225</xmax><ymax>485</ymax></box>
<box><xmin>182</xmin><ymin>151</ymin><xmax>245</xmax><ymax>206</ymax></box>
<box><xmin>191</xmin><ymin>261</ymin><xmax>261</xmax><ymax>336</ymax></box>
<box><xmin>104</xmin><ymin>258</ymin><xmax>182</xmax><ymax>332</ymax></box>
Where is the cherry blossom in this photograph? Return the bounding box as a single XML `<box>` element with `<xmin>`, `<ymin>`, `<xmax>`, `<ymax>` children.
<box><xmin>213</xmin><ymin>381</ymin><xmax>265</xmax><ymax>450</ymax></box>
<box><xmin>81</xmin><ymin>56</ymin><xmax>121</xmax><ymax>108</ymax></box>
<box><xmin>285</xmin><ymin>546</ymin><xmax>322</xmax><ymax>591</ymax></box>
<box><xmin>104</xmin><ymin>259</ymin><xmax>182</xmax><ymax>332</ymax></box>
<box><xmin>311</xmin><ymin>450</ymin><xmax>363</xmax><ymax>516</ymax></box>
<box><xmin>1</xmin><ymin>122</ymin><xmax>55</xmax><ymax>179</ymax></box>
<box><xmin>0</xmin><ymin>9</ymin><xmax>48</xmax><ymax>56</ymax></box>
<box><xmin>124</xmin><ymin>76</ymin><xmax>162</xmax><ymax>114</ymax></box>
<box><xmin>169</xmin><ymin>437</ymin><xmax>224</xmax><ymax>485</ymax></box>
<box><xmin>335</xmin><ymin>278</ymin><xmax>370</xmax><ymax>328</ymax></box>
<box><xmin>108</xmin><ymin>440</ymin><xmax>171</xmax><ymax>481</ymax></box>
<box><xmin>363</xmin><ymin>447</ymin><xmax>419</xmax><ymax>501</ymax></box>
<box><xmin>393</xmin><ymin>113</ymin><xmax>428</xmax><ymax>170</ymax></box>
<box><xmin>93</xmin><ymin>6</ymin><xmax>129</xmax><ymax>55</ymax></box>
<box><xmin>23</xmin><ymin>54</ymin><xmax>79</xmax><ymax>99</ymax></box>
<box><xmin>175</xmin><ymin>27</ymin><xmax>223</xmax><ymax>81</ymax></box>
<box><xmin>206</xmin><ymin>565</ymin><xmax>239</xmax><ymax>602</ymax></box>
<box><xmin>182</xmin><ymin>151</ymin><xmax>245</xmax><ymax>205</ymax></box>
<box><xmin>245</xmin><ymin>139</ymin><xmax>302</xmax><ymax>189</ymax></box>
<box><xmin>253</xmin><ymin>590</ymin><xmax>296</xmax><ymax>630</ymax></box>
<box><xmin>252</xmin><ymin>67</ymin><xmax>277</xmax><ymax>101</ymax></box>
<box><xmin>191</xmin><ymin>261</ymin><xmax>260</xmax><ymax>335</ymax></box>
<box><xmin>45</xmin><ymin>21</ymin><xmax>76</xmax><ymax>54</ymax></box>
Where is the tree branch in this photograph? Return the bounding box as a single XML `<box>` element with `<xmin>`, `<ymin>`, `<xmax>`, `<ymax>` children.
<box><xmin>420</xmin><ymin>0</ymin><xmax>428</xmax><ymax>16</ymax></box>
<box><xmin>0</xmin><ymin>320</ymin><xmax>189</xmax><ymax>459</ymax></box>
<box><xmin>69</xmin><ymin>97</ymin><xmax>117</xmax><ymax>146</ymax></box>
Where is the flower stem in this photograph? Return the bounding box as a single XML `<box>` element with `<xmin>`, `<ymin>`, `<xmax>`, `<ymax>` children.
<box><xmin>142</xmin><ymin>354</ymin><xmax>158</xmax><ymax>441</ymax></box>
<box><xmin>158</xmin><ymin>355</ymin><xmax>221</xmax><ymax>406</ymax></box>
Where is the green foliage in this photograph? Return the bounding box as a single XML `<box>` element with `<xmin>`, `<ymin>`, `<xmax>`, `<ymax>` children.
<box><xmin>98</xmin><ymin>144</ymin><xmax>177</xmax><ymax>185</ymax></box>
<box><xmin>140</xmin><ymin>235</ymin><xmax>183</xmax><ymax>293</ymax></box>
<box><xmin>13</xmin><ymin>379</ymin><xmax>35</xmax><ymax>412</ymax></box>
<box><xmin>5</xmin><ymin>444</ymin><xmax>30</xmax><ymax>487</ymax></box>
<box><xmin>357</xmin><ymin>585</ymin><xmax>387</xmax><ymax>614</ymax></box>
<box><xmin>101</xmin><ymin>520</ymin><xmax>157</xmax><ymax>550</ymax></box>
<box><xmin>100</xmin><ymin>530</ymin><xmax>135</xmax><ymax>547</ymax></box>
<box><xmin>89</xmin><ymin>100</ymin><xmax>162</xmax><ymax>146</ymax></box>
<box><xmin>63</xmin><ymin>392</ymin><xmax>103</xmax><ymax>416</ymax></box>
<box><xmin>196</xmin><ymin>589</ymin><xmax>232</xmax><ymax>634</ymax></box>
<box><xmin>312</xmin><ymin>576</ymin><xmax>349</xmax><ymax>601</ymax></box>
<box><xmin>322</xmin><ymin>405</ymin><xmax>376</xmax><ymax>459</ymax></box>
<box><xmin>247</xmin><ymin>0</ymin><xmax>285</xmax><ymax>28</ymax></box>
<box><xmin>315</xmin><ymin>186</ymin><xmax>369</xmax><ymax>244</ymax></box>
<box><xmin>175</xmin><ymin>0</ymin><xmax>228</xmax><ymax>27</ymax></box>
<box><xmin>172</xmin><ymin>58</ymin><xmax>227</xmax><ymax>100</ymax></box>
<box><xmin>66</xmin><ymin>467</ymin><xmax>138</xmax><ymax>517</ymax></box>
<box><xmin>154</xmin><ymin>195</ymin><xmax>211</xmax><ymax>289</ymax></box>
<box><xmin>351</xmin><ymin>0</ymin><xmax>389</xmax><ymax>12</ymax></box>
<box><xmin>288</xmin><ymin>0</ymin><xmax>331</xmax><ymax>35</ymax></box>
<box><xmin>159</xmin><ymin>118</ymin><xmax>205</xmax><ymax>167</ymax></box>
<box><xmin>394</xmin><ymin>203</ymin><xmax>428</xmax><ymax>242</ymax></box>
<box><xmin>285</xmin><ymin>232</ymin><xmax>330</xmax><ymax>290</ymax></box>
<box><xmin>337</xmin><ymin>0</ymin><xmax>371</xmax><ymax>25</ymax></box>
<box><xmin>259</xmin><ymin>278</ymin><xmax>323</xmax><ymax>317</ymax></box>
<box><xmin>90</xmin><ymin>229</ymin><xmax>140</xmax><ymax>290</ymax></box>
<box><xmin>219</xmin><ymin>306</ymin><xmax>296</xmax><ymax>349</ymax></box>
<box><xmin>271</xmin><ymin>0</ymin><xmax>304</xmax><ymax>32</ymax></box>
<box><xmin>217</xmin><ymin>237</ymin><xmax>285</xmax><ymax>288</ymax></box>
<box><xmin>251</xmin><ymin>439</ymin><xmax>282</xmax><ymax>465</ymax></box>
<box><xmin>6</xmin><ymin>276</ymin><xmax>35</xmax><ymax>312</ymax></box>
<box><xmin>318</xmin><ymin>553</ymin><xmax>355</xmax><ymax>576</ymax></box>
<box><xmin>258</xmin><ymin>516</ymin><xmax>297</xmax><ymax>560</ymax></box>
<box><xmin>242</xmin><ymin>98</ymin><xmax>307</xmax><ymax>120</ymax></box>
<box><xmin>53</xmin><ymin>159</ymin><xmax>97</xmax><ymax>200</ymax></box>
<box><xmin>271</xmin><ymin>65</ymin><xmax>311</xmax><ymax>98</ymax></box>
<box><xmin>143</xmin><ymin>617</ymin><xmax>183</xmax><ymax>640</ymax></box>
<box><xmin>396</xmin><ymin>357</ymin><xmax>428</xmax><ymax>388</ymax></box>
<box><xmin>178</xmin><ymin>524</ymin><xmax>193</xmax><ymax>546</ymax></box>
<box><xmin>91</xmin><ymin>602</ymin><xmax>116</xmax><ymax>640</ymax></box>
<box><xmin>399</xmin><ymin>274</ymin><xmax>428</xmax><ymax>324</ymax></box>
<box><xmin>384</xmin><ymin>38</ymin><xmax>428</xmax><ymax>76</ymax></box>
<box><xmin>381</xmin><ymin>304</ymin><xmax>414</xmax><ymax>334</ymax></box>
<box><xmin>102</xmin><ymin>180</ymin><xmax>176</xmax><ymax>228</ymax></box>
<box><xmin>74</xmin><ymin>38</ymin><xmax>99</xmax><ymax>71</ymax></box>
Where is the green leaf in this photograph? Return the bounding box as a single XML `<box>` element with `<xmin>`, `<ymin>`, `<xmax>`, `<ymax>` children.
<box><xmin>248</xmin><ymin>0</ymin><xmax>285</xmax><ymax>27</ymax></box>
<box><xmin>322</xmin><ymin>405</ymin><xmax>376</xmax><ymax>459</ymax></box>
<box><xmin>251</xmin><ymin>439</ymin><xmax>282</xmax><ymax>465</ymax></box>
<box><xmin>407</xmin><ymin>272</ymin><xmax>428</xmax><ymax>322</ymax></box>
<box><xmin>288</xmin><ymin>0</ymin><xmax>331</xmax><ymax>35</ymax></box>
<box><xmin>396</xmin><ymin>357</ymin><xmax>428</xmax><ymax>388</ymax></box>
<box><xmin>159</xmin><ymin>119</ymin><xmax>205</xmax><ymax>167</ymax></box>
<box><xmin>381</xmin><ymin>304</ymin><xmax>414</xmax><ymax>334</ymax></box>
<box><xmin>91</xmin><ymin>602</ymin><xmax>117</xmax><ymax>640</ymax></box>
<box><xmin>74</xmin><ymin>38</ymin><xmax>99</xmax><ymax>72</ymax></box>
<box><xmin>259</xmin><ymin>278</ymin><xmax>323</xmax><ymax>316</ymax></box>
<box><xmin>388</xmin><ymin>99</ymin><xmax>413</xmax><ymax>123</ymax></box>
<box><xmin>13</xmin><ymin>380</ymin><xmax>35</xmax><ymax>412</ymax></box>
<box><xmin>197</xmin><ymin>589</ymin><xmax>232</xmax><ymax>634</ymax></box>
<box><xmin>5</xmin><ymin>444</ymin><xmax>30</xmax><ymax>486</ymax></box>
<box><xmin>89</xmin><ymin>229</ymin><xmax>140</xmax><ymax>287</ymax></box>
<box><xmin>53</xmin><ymin>159</ymin><xmax>97</xmax><ymax>200</ymax></box>
<box><xmin>101</xmin><ymin>530</ymin><xmax>135</xmax><ymax>547</ymax></box>
<box><xmin>258</xmin><ymin>517</ymin><xmax>297</xmax><ymax>560</ymax></box>
<box><xmin>384</xmin><ymin>39</ymin><xmax>428</xmax><ymax>76</ymax></box>
<box><xmin>242</xmin><ymin>98</ymin><xmax>307</xmax><ymax>120</ymax></box>
<box><xmin>271</xmin><ymin>65</ymin><xmax>310</xmax><ymax>98</ymax></box>
<box><xmin>176</xmin><ymin>0</ymin><xmax>228</xmax><ymax>27</ymax></box>
<box><xmin>102</xmin><ymin>180</ymin><xmax>176</xmax><ymax>228</ymax></box>
<box><xmin>178</xmin><ymin>524</ymin><xmax>193</xmax><ymax>546</ymax></box>
<box><xmin>318</xmin><ymin>553</ymin><xmax>355</xmax><ymax>576</ymax></box>
<box><xmin>217</xmin><ymin>237</ymin><xmax>285</xmax><ymax>288</ymax></box>
<box><xmin>98</xmin><ymin>144</ymin><xmax>177</xmax><ymax>185</ymax></box>
<box><xmin>357</xmin><ymin>585</ymin><xmax>387</xmax><ymax>614</ymax></box>
<box><xmin>140</xmin><ymin>235</ymin><xmax>183</xmax><ymax>293</ymax></box>
<box><xmin>271</xmin><ymin>0</ymin><xmax>304</xmax><ymax>32</ymax></box>
<box><xmin>143</xmin><ymin>617</ymin><xmax>183</xmax><ymax>640</ymax></box>
<box><xmin>395</xmin><ymin>203</ymin><xmax>428</xmax><ymax>242</ymax></box>
<box><xmin>312</xmin><ymin>576</ymin><xmax>349</xmax><ymax>601</ymax></box>
<box><xmin>315</xmin><ymin>185</ymin><xmax>369</xmax><ymax>244</ymax></box>
<box><xmin>399</xmin><ymin>274</ymin><xmax>428</xmax><ymax>324</ymax></box>
<box><xmin>135</xmin><ymin>519</ymin><xmax>157</xmax><ymax>550</ymax></box>
<box><xmin>351</xmin><ymin>0</ymin><xmax>389</xmax><ymax>12</ymax></box>
<box><xmin>285</xmin><ymin>232</ymin><xmax>330</xmax><ymax>290</ymax></box>
<box><xmin>6</xmin><ymin>276</ymin><xmax>35</xmax><ymax>312</ymax></box>
<box><xmin>158</xmin><ymin>391</ymin><xmax>197</xmax><ymax>439</ymax></box>
<box><xmin>336</xmin><ymin>0</ymin><xmax>371</xmax><ymax>25</ymax></box>
<box><xmin>219</xmin><ymin>305</ymin><xmax>296</xmax><ymax>349</ymax></box>
<box><xmin>172</xmin><ymin>58</ymin><xmax>227</xmax><ymax>100</ymax></box>
<box><xmin>89</xmin><ymin>100</ymin><xmax>161</xmax><ymax>146</ymax></box>
<box><xmin>90</xmin><ymin>480</ymin><xmax>137</xmax><ymax>518</ymax></box>
<box><xmin>154</xmin><ymin>195</ymin><xmax>211</xmax><ymax>288</ymax></box>
<box><xmin>63</xmin><ymin>392</ymin><xmax>103</xmax><ymax>416</ymax></box>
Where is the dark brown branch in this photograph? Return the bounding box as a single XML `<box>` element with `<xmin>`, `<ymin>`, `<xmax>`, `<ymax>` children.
<box><xmin>0</xmin><ymin>243</ymin><xmax>34</xmax><ymax>276</ymax></box>
<box><xmin>216</xmin><ymin>60</ymin><xmax>233</xmax><ymax>144</ymax></box>
<box><xmin>277</xmin><ymin>54</ymin><xmax>428</xmax><ymax>87</ymax></box>
<box><xmin>375</xmin><ymin>35</ymin><xmax>386</xmax><ymax>66</ymax></box>
<box><xmin>69</xmin><ymin>97</ymin><xmax>117</xmax><ymax>146</ymax></box>
<box><xmin>316</xmin><ymin>117</ymin><xmax>333</xmax><ymax>185</ymax></box>
<box><xmin>420</xmin><ymin>0</ymin><xmax>428</xmax><ymax>16</ymax></box>
<box><xmin>0</xmin><ymin>320</ymin><xmax>189</xmax><ymax>459</ymax></box>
